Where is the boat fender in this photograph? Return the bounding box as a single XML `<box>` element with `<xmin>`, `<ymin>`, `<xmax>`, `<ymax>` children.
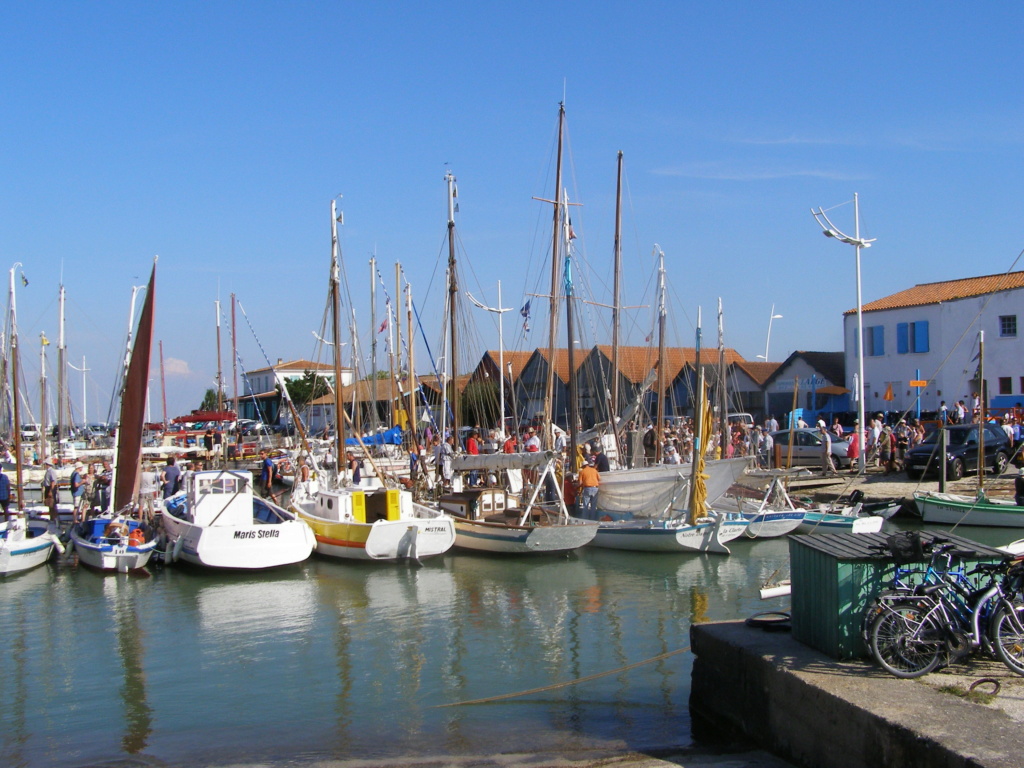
<box><xmin>51</xmin><ymin>535</ymin><xmax>66</xmax><ymax>556</ymax></box>
<box><xmin>171</xmin><ymin>535</ymin><xmax>185</xmax><ymax>563</ymax></box>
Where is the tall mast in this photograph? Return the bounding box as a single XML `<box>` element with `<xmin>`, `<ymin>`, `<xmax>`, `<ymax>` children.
<box><xmin>445</xmin><ymin>170</ymin><xmax>460</xmax><ymax>440</ymax></box>
<box><xmin>689</xmin><ymin>307</ymin><xmax>704</xmax><ymax>509</ymax></box>
<box><xmin>159</xmin><ymin>341</ymin><xmax>167</xmax><ymax>430</ymax></box>
<box><xmin>57</xmin><ymin>283</ymin><xmax>68</xmax><ymax>443</ymax></box>
<box><xmin>39</xmin><ymin>334</ymin><xmax>48</xmax><ymax>463</ymax></box>
<box><xmin>654</xmin><ymin>248</ymin><xmax>667</xmax><ymax>464</ymax></box>
<box><xmin>331</xmin><ymin>199</ymin><xmax>346</xmax><ymax>475</ymax></box>
<box><xmin>370</xmin><ymin>253</ymin><xmax>377</xmax><ymax>428</ymax></box>
<box><xmin>717</xmin><ymin>298</ymin><xmax>728</xmax><ymax>459</ymax></box>
<box><xmin>215</xmin><ymin>299</ymin><xmax>224</xmax><ymax>412</ymax></box>
<box><xmin>231</xmin><ymin>294</ymin><xmax>239</xmax><ymax>417</ymax></box>
<box><xmin>9</xmin><ymin>265</ymin><xmax>25</xmax><ymax>512</ymax></box>
<box><xmin>542</xmin><ymin>103</ymin><xmax>565</xmax><ymax>450</ymax></box>
<box><xmin>395</xmin><ymin>262</ymin><xmax>403</xmax><ymax>427</ymax></box>
<box><xmin>563</xmin><ymin>190</ymin><xmax>580</xmax><ymax>463</ymax></box>
<box><xmin>405</xmin><ymin>278</ymin><xmax>417</xmax><ymax>447</ymax></box>
<box><xmin>611</xmin><ymin>151</ymin><xmax>623</xmax><ymax>441</ymax></box>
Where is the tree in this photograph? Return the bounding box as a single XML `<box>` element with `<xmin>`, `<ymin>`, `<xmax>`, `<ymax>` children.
<box><xmin>199</xmin><ymin>388</ymin><xmax>218</xmax><ymax>411</ymax></box>
<box><xmin>285</xmin><ymin>370</ymin><xmax>332</xmax><ymax>408</ymax></box>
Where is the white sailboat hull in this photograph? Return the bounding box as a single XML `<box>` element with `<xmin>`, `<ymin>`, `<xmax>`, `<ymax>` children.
<box><xmin>589</xmin><ymin>517</ymin><xmax>748</xmax><ymax>552</ymax></box>
<box><xmin>68</xmin><ymin>519</ymin><xmax>157</xmax><ymax>573</ymax></box>
<box><xmin>452</xmin><ymin>517</ymin><xmax>598</xmax><ymax>554</ymax></box>
<box><xmin>163</xmin><ymin>512</ymin><xmax>314</xmax><ymax>569</ymax></box>
<box><xmin>796</xmin><ymin>512</ymin><xmax>884</xmax><ymax>534</ymax></box>
<box><xmin>915</xmin><ymin>491</ymin><xmax>1024</xmax><ymax>528</ymax></box>
<box><xmin>295</xmin><ymin>505</ymin><xmax>455</xmax><ymax>561</ymax></box>
<box><xmin>0</xmin><ymin>520</ymin><xmax>57</xmax><ymax>576</ymax></box>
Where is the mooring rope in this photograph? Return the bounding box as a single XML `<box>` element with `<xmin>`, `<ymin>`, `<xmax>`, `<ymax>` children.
<box><xmin>433</xmin><ymin>645</ymin><xmax>692</xmax><ymax>708</ymax></box>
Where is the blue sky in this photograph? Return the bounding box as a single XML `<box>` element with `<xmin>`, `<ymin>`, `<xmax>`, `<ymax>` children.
<box><xmin>3</xmin><ymin>2</ymin><xmax>1024</xmax><ymax>423</ymax></box>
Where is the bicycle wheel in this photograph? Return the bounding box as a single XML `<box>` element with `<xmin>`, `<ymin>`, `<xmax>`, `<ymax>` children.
<box><xmin>992</xmin><ymin>604</ymin><xmax>1024</xmax><ymax>677</ymax></box>
<box><xmin>870</xmin><ymin>600</ymin><xmax>944</xmax><ymax>679</ymax></box>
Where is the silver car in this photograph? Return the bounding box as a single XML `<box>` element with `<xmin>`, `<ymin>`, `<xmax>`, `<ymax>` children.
<box><xmin>770</xmin><ymin>428</ymin><xmax>851</xmax><ymax>469</ymax></box>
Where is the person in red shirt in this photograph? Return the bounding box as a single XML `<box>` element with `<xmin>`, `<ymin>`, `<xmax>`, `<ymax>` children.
<box><xmin>466</xmin><ymin>430</ymin><xmax>480</xmax><ymax>486</ymax></box>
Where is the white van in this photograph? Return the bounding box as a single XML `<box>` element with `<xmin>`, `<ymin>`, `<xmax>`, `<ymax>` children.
<box><xmin>727</xmin><ymin>413</ymin><xmax>755</xmax><ymax>428</ymax></box>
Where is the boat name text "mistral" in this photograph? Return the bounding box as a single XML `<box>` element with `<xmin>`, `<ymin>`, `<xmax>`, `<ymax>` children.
<box><xmin>424</xmin><ymin>527</ymin><xmax>448</xmax><ymax>533</ymax></box>
<box><xmin>233</xmin><ymin>529</ymin><xmax>281</xmax><ymax>539</ymax></box>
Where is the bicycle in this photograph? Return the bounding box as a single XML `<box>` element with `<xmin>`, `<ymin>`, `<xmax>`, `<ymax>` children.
<box><xmin>868</xmin><ymin>553</ymin><xmax>1024</xmax><ymax>678</ymax></box>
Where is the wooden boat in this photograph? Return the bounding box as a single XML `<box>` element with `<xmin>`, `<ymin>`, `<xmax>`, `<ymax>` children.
<box><xmin>714</xmin><ymin>479</ymin><xmax>807</xmax><ymax>539</ymax></box>
<box><xmin>795</xmin><ymin>507</ymin><xmax>884</xmax><ymax>534</ymax></box>
<box><xmin>914</xmin><ymin>331</ymin><xmax>1022</xmax><ymax>527</ymax></box>
<box><xmin>914</xmin><ymin>490</ymin><xmax>1024</xmax><ymax>528</ymax></box>
<box><xmin>162</xmin><ymin>469</ymin><xmax>314</xmax><ymax>569</ymax></box>
<box><xmin>438</xmin><ymin>451</ymin><xmax>598</xmax><ymax>554</ymax></box>
<box><xmin>0</xmin><ymin>517</ymin><xmax>61</xmax><ymax>576</ymax></box>
<box><xmin>1</xmin><ymin>265</ymin><xmax>62</xmax><ymax>575</ymax></box>
<box><xmin>292</xmin><ymin>483</ymin><xmax>454</xmax><ymax>561</ymax></box>
<box><xmin>287</xmin><ymin>199</ymin><xmax>454</xmax><ymax>562</ymax></box>
<box><xmin>69</xmin><ymin>517</ymin><xmax>156</xmax><ymax>573</ymax></box>
<box><xmin>587</xmin><ymin>299</ymin><xmax>747</xmax><ymax>554</ymax></box>
<box><xmin>68</xmin><ymin>261</ymin><xmax>159</xmax><ymax>572</ymax></box>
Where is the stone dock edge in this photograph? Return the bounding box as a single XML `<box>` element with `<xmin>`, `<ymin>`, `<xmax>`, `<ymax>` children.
<box><xmin>689</xmin><ymin>620</ymin><xmax>1024</xmax><ymax>768</ymax></box>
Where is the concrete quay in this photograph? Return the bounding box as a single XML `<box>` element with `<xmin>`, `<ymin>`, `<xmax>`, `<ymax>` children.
<box><xmin>690</xmin><ymin>620</ymin><xmax>1024</xmax><ymax>768</ymax></box>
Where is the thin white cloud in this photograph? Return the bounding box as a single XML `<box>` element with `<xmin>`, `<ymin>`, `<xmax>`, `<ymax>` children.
<box><xmin>651</xmin><ymin>163</ymin><xmax>868</xmax><ymax>182</ymax></box>
<box><xmin>162</xmin><ymin>357</ymin><xmax>193</xmax><ymax>376</ymax></box>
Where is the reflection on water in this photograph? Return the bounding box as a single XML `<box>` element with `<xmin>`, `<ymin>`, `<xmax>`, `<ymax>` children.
<box><xmin>0</xmin><ymin>524</ymin><xmax>941</xmax><ymax>767</ymax></box>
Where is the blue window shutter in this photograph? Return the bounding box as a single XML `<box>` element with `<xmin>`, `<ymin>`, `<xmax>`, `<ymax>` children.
<box><xmin>896</xmin><ymin>323</ymin><xmax>909</xmax><ymax>354</ymax></box>
<box><xmin>873</xmin><ymin>326</ymin><xmax>884</xmax><ymax>356</ymax></box>
<box><xmin>914</xmin><ymin>321</ymin><xmax>929</xmax><ymax>352</ymax></box>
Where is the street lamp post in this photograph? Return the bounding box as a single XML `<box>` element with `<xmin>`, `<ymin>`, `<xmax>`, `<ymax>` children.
<box><xmin>811</xmin><ymin>193</ymin><xmax>876</xmax><ymax>475</ymax></box>
<box><xmin>757</xmin><ymin>305</ymin><xmax>783</xmax><ymax>361</ymax></box>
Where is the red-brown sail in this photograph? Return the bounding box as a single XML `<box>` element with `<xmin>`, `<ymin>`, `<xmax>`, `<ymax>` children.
<box><xmin>113</xmin><ymin>262</ymin><xmax>156</xmax><ymax>513</ymax></box>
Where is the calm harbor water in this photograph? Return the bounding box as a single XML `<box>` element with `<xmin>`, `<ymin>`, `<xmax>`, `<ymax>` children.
<box><xmin>5</xmin><ymin>517</ymin><xmax>1010</xmax><ymax>768</ymax></box>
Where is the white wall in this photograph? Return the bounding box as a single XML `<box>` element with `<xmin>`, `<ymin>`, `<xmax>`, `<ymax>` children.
<box><xmin>844</xmin><ymin>288</ymin><xmax>1024</xmax><ymax>413</ymax></box>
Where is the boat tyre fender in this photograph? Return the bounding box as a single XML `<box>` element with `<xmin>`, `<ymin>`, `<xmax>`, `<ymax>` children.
<box><xmin>171</xmin><ymin>535</ymin><xmax>184</xmax><ymax>563</ymax></box>
<box><xmin>745</xmin><ymin>611</ymin><xmax>792</xmax><ymax>631</ymax></box>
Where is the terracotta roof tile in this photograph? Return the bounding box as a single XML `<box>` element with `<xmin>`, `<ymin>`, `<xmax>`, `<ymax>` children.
<box><xmin>733</xmin><ymin>360</ymin><xmax>783</xmax><ymax>385</ymax></box>
<box><xmin>594</xmin><ymin>345</ymin><xmax>746</xmax><ymax>384</ymax></box>
<box><xmin>848</xmin><ymin>271</ymin><xmax>1024</xmax><ymax>314</ymax></box>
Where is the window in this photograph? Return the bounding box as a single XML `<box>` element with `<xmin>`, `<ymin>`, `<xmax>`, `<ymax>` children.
<box><xmin>1000</xmin><ymin>377</ymin><xmax>1013</xmax><ymax>395</ymax></box>
<box><xmin>896</xmin><ymin>321</ymin><xmax>930</xmax><ymax>354</ymax></box>
<box><xmin>863</xmin><ymin>325</ymin><xmax>884</xmax><ymax>356</ymax></box>
<box><xmin>1000</xmin><ymin>315</ymin><xmax>1017</xmax><ymax>338</ymax></box>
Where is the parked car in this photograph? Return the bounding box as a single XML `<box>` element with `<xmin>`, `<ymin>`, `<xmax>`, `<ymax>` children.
<box><xmin>904</xmin><ymin>423</ymin><xmax>1010</xmax><ymax>480</ymax></box>
<box><xmin>770</xmin><ymin>428</ymin><xmax>851</xmax><ymax>469</ymax></box>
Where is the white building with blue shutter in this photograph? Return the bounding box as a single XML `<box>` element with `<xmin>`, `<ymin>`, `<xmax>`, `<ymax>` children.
<box><xmin>844</xmin><ymin>271</ymin><xmax>1024</xmax><ymax>416</ymax></box>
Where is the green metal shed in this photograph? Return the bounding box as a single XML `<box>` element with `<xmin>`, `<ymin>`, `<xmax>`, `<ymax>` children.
<box><xmin>789</xmin><ymin>531</ymin><xmax>1006</xmax><ymax>659</ymax></box>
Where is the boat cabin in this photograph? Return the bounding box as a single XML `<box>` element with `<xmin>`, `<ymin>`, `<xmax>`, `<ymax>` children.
<box><xmin>189</xmin><ymin>470</ymin><xmax>257</xmax><ymax>527</ymax></box>
<box><xmin>439</xmin><ymin>488</ymin><xmax>519</xmax><ymax>521</ymax></box>
<box><xmin>313</xmin><ymin>488</ymin><xmax>405</xmax><ymax>524</ymax></box>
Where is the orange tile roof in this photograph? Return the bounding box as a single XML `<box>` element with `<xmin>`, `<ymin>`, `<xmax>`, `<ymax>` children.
<box><xmin>533</xmin><ymin>348</ymin><xmax>590</xmax><ymax>384</ymax></box>
<box><xmin>484</xmin><ymin>350</ymin><xmax>533</xmax><ymax>381</ymax></box>
<box><xmin>733</xmin><ymin>360</ymin><xmax>782</xmax><ymax>385</ymax></box>
<box><xmin>594</xmin><ymin>345</ymin><xmax>746</xmax><ymax>384</ymax></box>
<box><xmin>848</xmin><ymin>271</ymin><xmax>1024</xmax><ymax>314</ymax></box>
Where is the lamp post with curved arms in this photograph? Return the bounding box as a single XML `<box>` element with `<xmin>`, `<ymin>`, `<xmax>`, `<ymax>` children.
<box><xmin>756</xmin><ymin>305</ymin><xmax>783</xmax><ymax>361</ymax></box>
<box><xmin>811</xmin><ymin>193</ymin><xmax>876</xmax><ymax>475</ymax></box>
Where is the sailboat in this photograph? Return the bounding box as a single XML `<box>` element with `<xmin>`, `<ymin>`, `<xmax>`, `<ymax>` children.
<box><xmin>1</xmin><ymin>264</ymin><xmax>63</xmax><ymax>576</ymax></box>
<box><xmin>914</xmin><ymin>329</ymin><xmax>1024</xmax><ymax>527</ymax></box>
<box><xmin>289</xmin><ymin>198</ymin><xmax>455</xmax><ymax>562</ymax></box>
<box><xmin>587</xmin><ymin>296</ymin><xmax>747</xmax><ymax>553</ymax></box>
<box><xmin>68</xmin><ymin>261</ymin><xmax>159</xmax><ymax>572</ymax></box>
